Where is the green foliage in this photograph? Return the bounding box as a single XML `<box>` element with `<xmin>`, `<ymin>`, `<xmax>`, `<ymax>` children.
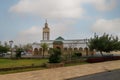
<box><xmin>0</xmin><ymin>45</ymin><xmax>9</xmax><ymax>53</ymax></box>
<box><xmin>15</xmin><ymin>48</ymin><xmax>23</xmax><ymax>59</ymax></box>
<box><xmin>88</xmin><ymin>33</ymin><xmax>120</xmax><ymax>56</ymax></box>
<box><xmin>23</xmin><ymin>43</ymin><xmax>32</xmax><ymax>52</ymax></box>
<box><xmin>4</xmin><ymin>41</ymin><xmax>10</xmax><ymax>48</ymax></box>
<box><xmin>49</xmin><ymin>48</ymin><xmax>62</xmax><ymax>63</ymax></box>
<box><xmin>41</xmin><ymin>43</ymin><xmax>48</xmax><ymax>50</ymax></box>
<box><xmin>73</xmin><ymin>52</ymin><xmax>82</xmax><ymax>57</ymax></box>
<box><xmin>71</xmin><ymin>52</ymin><xmax>82</xmax><ymax>60</ymax></box>
<box><xmin>41</xmin><ymin>43</ymin><xmax>48</xmax><ymax>58</ymax></box>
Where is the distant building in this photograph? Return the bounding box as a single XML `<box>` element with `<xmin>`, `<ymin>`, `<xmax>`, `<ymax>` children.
<box><xmin>32</xmin><ymin>20</ymin><xmax>93</xmax><ymax>56</ymax></box>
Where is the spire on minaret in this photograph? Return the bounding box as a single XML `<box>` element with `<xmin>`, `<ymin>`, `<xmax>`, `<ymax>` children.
<box><xmin>45</xmin><ymin>19</ymin><xmax>48</xmax><ymax>28</ymax></box>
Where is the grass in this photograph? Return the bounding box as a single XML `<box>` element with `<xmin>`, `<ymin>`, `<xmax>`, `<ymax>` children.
<box><xmin>0</xmin><ymin>67</ymin><xmax>46</xmax><ymax>74</ymax></box>
<box><xmin>0</xmin><ymin>58</ymin><xmax>88</xmax><ymax>74</ymax></box>
<box><xmin>0</xmin><ymin>58</ymin><xmax>48</xmax><ymax>68</ymax></box>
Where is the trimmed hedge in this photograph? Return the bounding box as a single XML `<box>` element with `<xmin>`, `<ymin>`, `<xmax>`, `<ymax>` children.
<box><xmin>86</xmin><ymin>56</ymin><xmax>120</xmax><ymax>63</ymax></box>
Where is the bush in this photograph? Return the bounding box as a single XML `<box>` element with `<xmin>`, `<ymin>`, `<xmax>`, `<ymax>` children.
<box><xmin>71</xmin><ymin>52</ymin><xmax>82</xmax><ymax>60</ymax></box>
<box><xmin>49</xmin><ymin>48</ymin><xmax>62</xmax><ymax>63</ymax></box>
<box><xmin>86</xmin><ymin>57</ymin><xmax>104</xmax><ymax>63</ymax></box>
<box><xmin>86</xmin><ymin>56</ymin><xmax>120</xmax><ymax>63</ymax></box>
<box><xmin>74</xmin><ymin>52</ymin><xmax>82</xmax><ymax>57</ymax></box>
<box><xmin>15</xmin><ymin>48</ymin><xmax>23</xmax><ymax>59</ymax></box>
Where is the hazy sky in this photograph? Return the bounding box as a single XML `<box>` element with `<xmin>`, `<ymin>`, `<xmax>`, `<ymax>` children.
<box><xmin>0</xmin><ymin>0</ymin><xmax>120</xmax><ymax>45</ymax></box>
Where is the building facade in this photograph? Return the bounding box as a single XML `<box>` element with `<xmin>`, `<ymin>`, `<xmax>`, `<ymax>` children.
<box><xmin>32</xmin><ymin>21</ymin><xmax>93</xmax><ymax>56</ymax></box>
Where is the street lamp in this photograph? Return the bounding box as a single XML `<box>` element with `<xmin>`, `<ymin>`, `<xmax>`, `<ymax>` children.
<box><xmin>9</xmin><ymin>40</ymin><xmax>13</xmax><ymax>58</ymax></box>
<box><xmin>85</xmin><ymin>39</ymin><xmax>88</xmax><ymax>56</ymax></box>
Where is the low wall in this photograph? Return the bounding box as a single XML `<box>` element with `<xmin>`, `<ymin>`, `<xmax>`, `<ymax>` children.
<box><xmin>46</xmin><ymin>63</ymin><xmax>64</xmax><ymax>68</ymax></box>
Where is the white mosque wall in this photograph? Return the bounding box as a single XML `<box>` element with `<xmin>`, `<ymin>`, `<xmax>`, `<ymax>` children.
<box><xmin>32</xmin><ymin>39</ymin><xmax>88</xmax><ymax>50</ymax></box>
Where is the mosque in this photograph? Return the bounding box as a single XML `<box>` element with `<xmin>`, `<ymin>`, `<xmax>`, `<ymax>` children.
<box><xmin>32</xmin><ymin>21</ymin><xmax>93</xmax><ymax>56</ymax></box>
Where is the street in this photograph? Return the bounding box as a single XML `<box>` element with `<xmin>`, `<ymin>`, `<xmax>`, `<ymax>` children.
<box><xmin>69</xmin><ymin>69</ymin><xmax>120</xmax><ymax>80</ymax></box>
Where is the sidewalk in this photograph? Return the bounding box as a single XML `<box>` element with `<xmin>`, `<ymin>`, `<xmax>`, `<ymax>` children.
<box><xmin>0</xmin><ymin>60</ymin><xmax>120</xmax><ymax>80</ymax></box>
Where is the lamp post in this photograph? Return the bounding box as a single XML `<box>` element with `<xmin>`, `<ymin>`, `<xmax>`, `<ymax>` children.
<box><xmin>9</xmin><ymin>40</ymin><xmax>13</xmax><ymax>58</ymax></box>
<box><xmin>85</xmin><ymin>39</ymin><xmax>88</xmax><ymax>56</ymax></box>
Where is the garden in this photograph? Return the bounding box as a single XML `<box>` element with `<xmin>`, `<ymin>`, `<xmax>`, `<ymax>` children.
<box><xmin>0</xmin><ymin>48</ymin><xmax>89</xmax><ymax>74</ymax></box>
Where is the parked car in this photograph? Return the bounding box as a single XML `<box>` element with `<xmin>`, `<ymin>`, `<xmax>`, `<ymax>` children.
<box><xmin>0</xmin><ymin>53</ymin><xmax>6</xmax><ymax>57</ymax></box>
<box><xmin>6</xmin><ymin>52</ymin><xmax>11</xmax><ymax>55</ymax></box>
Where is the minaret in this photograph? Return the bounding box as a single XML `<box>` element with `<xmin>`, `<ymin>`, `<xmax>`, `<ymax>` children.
<box><xmin>43</xmin><ymin>20</ymin><xmax>50</xmax><ymax>40</ymax></box>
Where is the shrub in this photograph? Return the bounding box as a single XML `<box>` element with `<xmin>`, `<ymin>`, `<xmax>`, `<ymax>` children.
<box><xmin>86</xmin><ymin>57</ymin><xmax>104</xmax><ymax>63</ymax></box>
<box><xmin>86</xmin><ymin>56</ymin><xmax>120</xmax><ymax>63</ymax></box>
<box><xmin>15</xmin><ymin>48</ymin><xmax>23</xmax><ymax>59</ymax></box>
<box><xmin>49</xmin><ymin>48</ymin><xmax>62</xmax><ymax>63</ymax></box>
<box><xmin>71</xmin><ymin>52</ymin><xmax>82</xmax><ymax>60</ymax></box>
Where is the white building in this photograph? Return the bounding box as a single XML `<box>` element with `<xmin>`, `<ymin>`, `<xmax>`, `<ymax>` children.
<box><xmin>32</xmin><ymin>21</ymin><xmax>91</xmax><ymax>56</ymax></box>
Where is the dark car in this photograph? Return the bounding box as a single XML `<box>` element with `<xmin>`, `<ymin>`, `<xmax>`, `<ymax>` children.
<box><xmin>0</xmin><ymin>53</ymin><xmax>5</xmax><ymax>57</ymax></box>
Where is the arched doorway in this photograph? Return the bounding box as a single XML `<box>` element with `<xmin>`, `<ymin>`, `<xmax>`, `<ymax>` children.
<box><xmin>34</xmin><ymin>48</ymin><xmax>39</xmax><ymax>55</ymax></box>
<box><xmin>74</xmin><ymin>47</ymin><xmax>78</xmax><ymax>52</ymax></box>
<box><xmin>79</xmin><ymin>47</ymin><xmax>83</xmax><ymax>51</ymax></box>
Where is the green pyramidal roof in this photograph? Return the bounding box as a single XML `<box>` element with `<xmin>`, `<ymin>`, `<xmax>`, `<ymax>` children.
<box><xmin>55</xmin><ymin>36</ymin><xmax>64</xmax><ymax>41</ymax></box>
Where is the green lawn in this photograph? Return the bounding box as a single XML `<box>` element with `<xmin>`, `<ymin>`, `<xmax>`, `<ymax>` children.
<box><xmin>0</xmin><ymin>58</ymin><xmax>48</xmax><ymax>68</ymax></box>
<box><xmin>0</xmin><ymin>58</ymin><xmax>88</xmax><ymax>74</ymax></box>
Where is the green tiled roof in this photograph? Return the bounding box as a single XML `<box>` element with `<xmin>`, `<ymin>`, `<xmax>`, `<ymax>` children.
<box><xmin>55</xmin><ymin>36</ymin><xmax>64</xmax><ymax>41</ymax></box>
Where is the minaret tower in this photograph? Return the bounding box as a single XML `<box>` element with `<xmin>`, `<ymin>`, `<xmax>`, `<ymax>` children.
<box><xmin>43</xmin><ymin>20</ymin><xmax>50</xmax><ymax>40</ymax></box>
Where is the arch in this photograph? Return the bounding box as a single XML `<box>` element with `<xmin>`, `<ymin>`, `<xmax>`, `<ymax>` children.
<box><xmin>74</xmin><ymin>47</ymin><xmax>78</xmax><ymax>51</ymax></box>
<box><xmin>34</xmin><ymin>48</ymin><xmax>39</xmax><ymax>55</ymax></box>
<box><xmin>79</xmin><ymin>47</ymin><xmax>83</xmax><ymax>51</ymax></box>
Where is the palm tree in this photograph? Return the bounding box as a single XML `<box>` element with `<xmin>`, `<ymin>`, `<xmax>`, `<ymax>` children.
<box><xmin>41</xmin><ymin>43</ymin><xmax>48</xmax><ymax>58</ymax></box>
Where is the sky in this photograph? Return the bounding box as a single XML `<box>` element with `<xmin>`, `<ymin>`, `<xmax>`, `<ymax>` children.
<box><xmin>0</xmin><ymin>0</ymin><xmax>120</xmax><ymax>45</ymax></box>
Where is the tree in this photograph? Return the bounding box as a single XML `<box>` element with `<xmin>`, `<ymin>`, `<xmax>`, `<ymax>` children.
<box><xmin>4</xmin><ymin>41</ymin><xmax>10</xmax><ymax>48</ymax></box>
<box><xmin>0</xmin><ymin>45</ymin><xmax>9</xmax><ymax>53</ymax></box>
<box><xmin>41</xmin><ymin>43</ymin><xmax>48</xmax><ymax>58</ymax></box>
<box><xmin>15</xmin><ymin>48</ymin><xmax>23</xmax><ymax>59</ymax></box>
<box><xmin>0</xmin><ymin>41</ymin><xmax>1</xmax><ymax>46</ymax></box>
<box><xmin>0</xmin><ymin>42</ymin><xmax>9</xmax><ymax>56</ymax></box>
<box><xmin>88</xmin><ymin>33</ymin><xmax>120</xmax><ymax>56</ymax></box>
<box><xmin>23</xmin><ymin>43</ymin><xmax>32</xmax><ymax>52</ymax></box>
<box><xmin>49</xmin><ymin>48</ymin><xmax>62</xmax><ymax>63</ymax></box>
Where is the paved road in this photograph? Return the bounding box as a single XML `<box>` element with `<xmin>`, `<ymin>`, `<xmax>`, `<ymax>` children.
<box><xmin>69</xmin><ymin>69</ymin><xmax>120</xmax><ymax>80</ymax></box>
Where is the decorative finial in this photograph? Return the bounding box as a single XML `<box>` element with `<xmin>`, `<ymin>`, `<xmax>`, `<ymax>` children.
<box><xmin>45</xmin><ymin>19</ymin><xmax>48</xmax><ymax>28</ymax></box>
